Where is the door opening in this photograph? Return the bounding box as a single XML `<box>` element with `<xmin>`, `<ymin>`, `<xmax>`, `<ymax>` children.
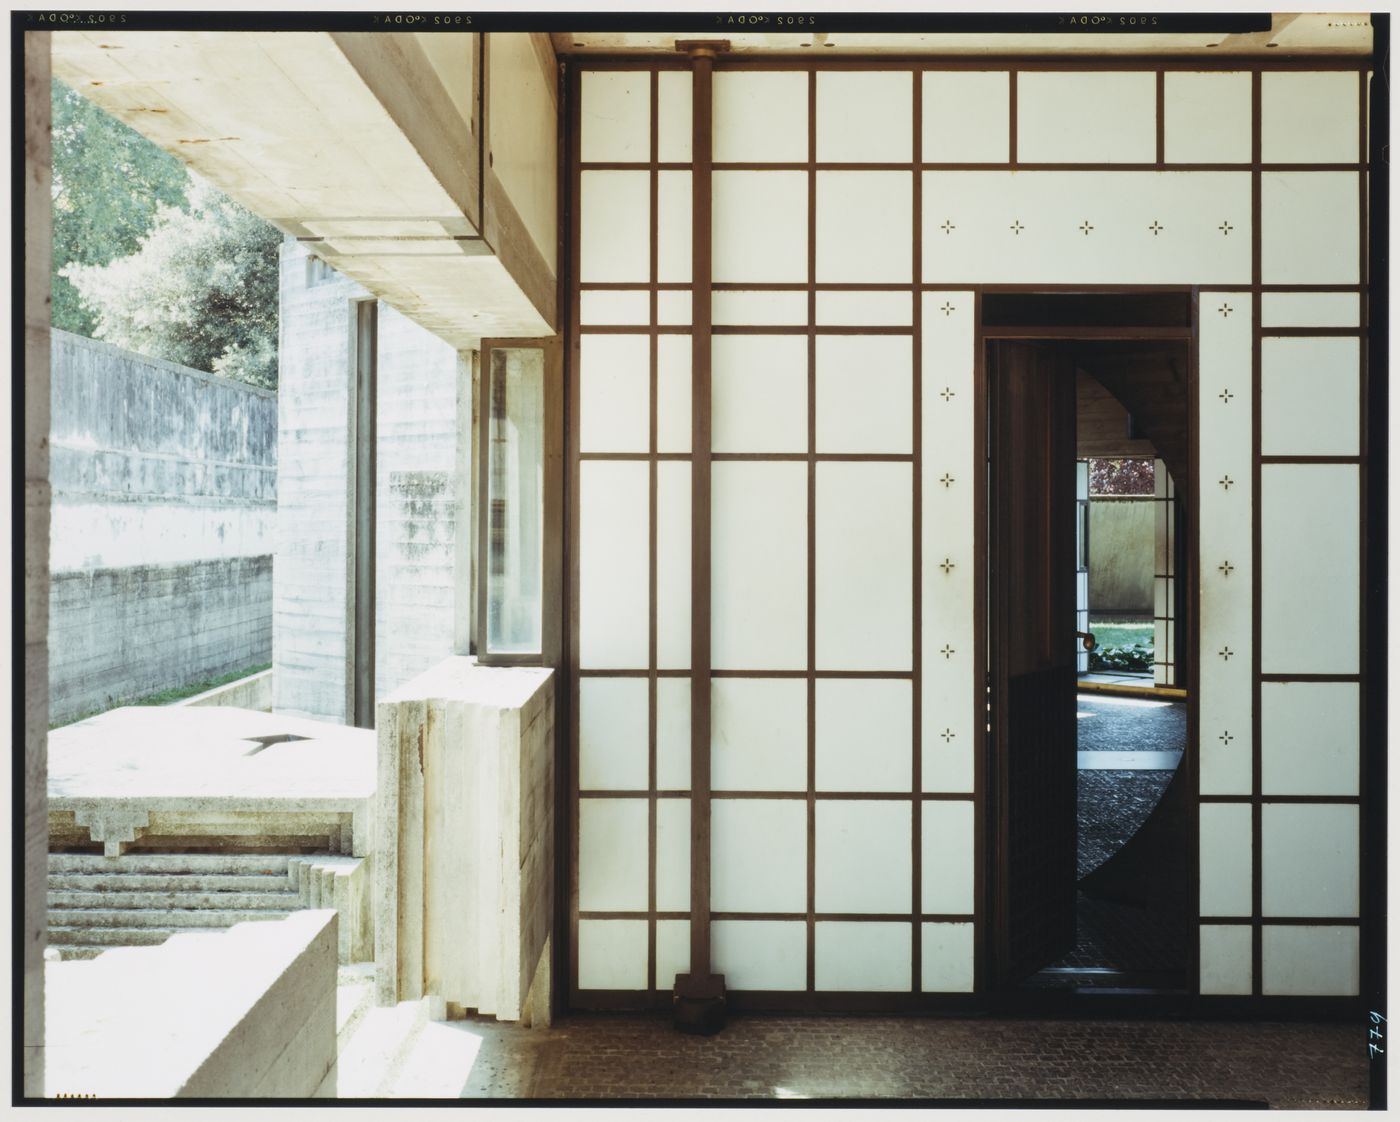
<box><xmin>985</xmin><ymin>306</ymin><xmax>1194</xmax><ymax>998</ymax></box>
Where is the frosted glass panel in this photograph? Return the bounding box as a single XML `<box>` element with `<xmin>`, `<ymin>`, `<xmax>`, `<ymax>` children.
<box><xmin>656</xmin><ymin>71</ymin><xmax>693</xmax><ymax>163</ymax></box>
<box><xmin>815</xmin><ymin>679</ymin><xmax>913</xmax><ymax>792</ymax></box>
<box><xmin>921</xmin><ymin>922</ymin><xmax>975</xmax><ymax>992</ymax></box>
<box><xmin>1199</xmin><ymin>925</ymin><xmax>1253</xmax><ymax>995</ymax></box>
<box><xmin>922</xmin><ymin>71</ymin><xmax>1010</xmax><ymax>163</ymax></box>
<box><xmin>921</xmin><ymin>295</ymin><xmax>977</xmax><ymax>794</ymax></box>
<box><xmin>923</xmin><ymin>172</ymin><xmax>1251</xmax><ymax>285</ymax></box>
<box><xmin>815</xmin><ymin>335</ymin><xmax>913</xmax><ymax>454</ymax></box>
<box><xmin>1261</xmin><ymin>803</ymin><xmax>1359</xmax><ymax>918</ymax></box>
<box><xmin>815</xmin><ymin>291</ymin><xmax>912</xmax><ymax>327</ymax></box>
<box><xmin>712</xmin><ymin>463</ymin><xmax>807</xmax><ymax>671</ymax></box>
<box><xmin>712</xmin><ymin>800</ymin><xmax>807</xmax><ymax>913</ymax></box>
<box><xmin>656</xmin><ymin>920</ymin><xmax>690</xmax><ymax>989</ymax></box>
<box><xmin>1017</xmin><ymin>72</ymin><xmax>1156</xmax><ymax>163</ymax></box>
<box><xmin>1260</xmin><ymin>292</ymin><xmax>1361</xmax><ymax>328</ymax></box>
<box><xmin>713</xmin><ymin>72</ymin><xmax>808</xmax><ymax>163</ymax></box>
<box><xmin>1261</xmin><ymin>682</ymin><xmax>1360</xmax><ymax>797</ymax></box>
<box><xmin>713</xmin><ymin>289</ymin><xmax>808</xmax><ymax>327</ymax></box>
<box><xmin>656</xmin><ymin>290</ymin><xmax>692</xmax><ymax>326</ymax></box>
<box><xmin>1197</xmin><ymin>296</ymin><xmax>1254</xmax><ymax>793</ymax></box>
<box><xmin>712</xmin><ymin>678</ymin><xmax>807</xmax><ymax>792</ymax></box>
<box><xmin>655</xmin><ymin>678</ymin><xmax>691</xmax><ymax>791</ymax></box>
<box><xmin>1260</xmin><ymin>464</ymin><xmax>1359</xmax><ymax>674</ymax></box>
<box><xmin>578</xmin><ymin>799</ymin><xmax>648</xmax><ymax>911</ymax></box>
<box><xmin>1163</xmin><ymin>72</ymin><xmax>1252</xmax><ymax>164</ymax></box>
<box><xmin>1199</xmin><ymin>802</ymin><xmax>1252</xmax><ymax>916</ymax></box>
<box><xmin>581</xmin><ymin>71</ymin><xmax>650</xmax><ymax>163</ymax></box>
<box><xmin>580</xmin><ymin>290</ymin><xmax>649</xmax><ymax>325</ymax></box>
<box><xmin>815</xmin><ymin>801</ymin><xmax>912</xmax><ymax>914</ymax></box>
<box><xmin>816</xmin><ymin>171</ymin><xmax>913</xmax><ymax>283</ymax></box>
<box><xmin>656</xmin><ymin>335</ymin><xmax>692</xmax><ymax>453</ymax></box>
<box><xmin>712</xmin><ymin>921</ymin><xmax>807</xmax><ymax>991</ymax></box>
<box><xmin>578</xmin><ymin>677</ymin><xmax>648</xmax><ymax>790</ymax></box>
<box><xmin>1261</xmin><ymin>172</ymin><xmax>1360</xmax><ymax>284</ymax></box>
<box><xmin>579</xmin><ymin>461</ymin><xmax>649</xmax><ymax>668</ymax></box>
<box><xmin>578</xmin><ymin>920</ymin><xmax>647</xmax><ymax>990</ymax></box>
<box><xmin>712</xmin><ymin>335</ymin><xmax>808</xmax><ymax>454</ymax></box>
<box><xmin>656</xmin><ymin>172</ymin><xmax>692</xmax><ymax>283</ymax></box>
<box><xmin>816</xmin><ymin>71</ymin><xmax>912</xmax><ymax>163</ymax></box>
<box><xmin>815</xmin><ymin>922</ymin><xmax>911</xmax><ymax>991</ymax></box>
<box><xmin>1261</xmin><ymin>71</ymin><xmax>1360</xmax><ymax>163</ymax></box>
<box><xmin>921</xmin><ymin>801</ymin><xmax>975</xmax><ymax>915</ymax></box>
<box><xmin>815</xmin><ymin>462</ymin><xmax>913</xmax><ymax>671</ymax></box>
<box><xmin>655</xmin><ymin>462</ymin><xmax>691</xmax><ymax>669</ymax></box>
<box><xmin>579</xmin><ymin>333</ymin><xmax>649</xmax><ymax>453</ymax></box>
<box><xmin>1260</xmin><ymin>337</ymin><xmax>1360</xmax><ymax>457</ymax></box>
<box><xmin>1262</xmin><ymin>925</ymin><xmax>1359</xmax><ymax>996</ymax></box>
<box><xmin>713</xmin><ymin>172</ymin><xmax>809</xmax><ymax>283</ymax></box>
<box><xmin>655</xmin><ymin>798</ymin><xmax>690</xmax><ymax>912</ymax></box>
<box><xmin>580</xmin><ymin>171</ymin><xmax>649</xmax><ymax>282</ymax></box>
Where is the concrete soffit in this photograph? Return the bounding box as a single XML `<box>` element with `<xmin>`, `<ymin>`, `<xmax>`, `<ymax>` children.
<box><xmin>49</xmin><ymin>30</ymin><xmax>554</xmax><ymax>350</ymax></box>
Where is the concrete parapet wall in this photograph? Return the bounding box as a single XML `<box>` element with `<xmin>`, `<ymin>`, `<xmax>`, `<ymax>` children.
<box><xmin>49</xmin><ymin>556</ymin><xmax>273</xmax><ymax>724</ymax></box>
<box><xmin>176</xmin><ymin>668</ymin><xmax>274</xmax><ymax>711</ymax></box>
<box><xmin>48</xmin><ymin>330</ymin><xmax>276</xmax><ymax>726</ymax></box>
<box><xmin>43</xmin><ymin>910</ymin><xmax>338</xmax><ymax>1098</ymax></box>
<box><xmin>1088</xmin><ymin>497</ymin><xmax>1156</xmax><ymax>615</ymax></box>
<box><xmin>374</xmin><ymin>657</ymin><xmax>554</xmax><ymax>1022</ymax></box>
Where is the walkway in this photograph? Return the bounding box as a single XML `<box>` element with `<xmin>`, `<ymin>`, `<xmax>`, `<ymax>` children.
<box><xmin>406</xmin><ymin>1012</ymin><xmax>1369</xmax><ymax>1105</ymax></box>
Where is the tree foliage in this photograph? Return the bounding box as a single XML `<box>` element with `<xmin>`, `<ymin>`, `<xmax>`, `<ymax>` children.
<box><xmin>51</xmin><ymin>79</ymin><xmax>191</xmax><ymax>336</ymax></box>
<box><xmin>1088</xmin><ymin>457</ymin><xmax>1155</xmax><ymax>496</ymax></box>
<box><xmin>51</xmin><ymin>79</ymin><xmax>282</xmax><ymax>389</ymax></box>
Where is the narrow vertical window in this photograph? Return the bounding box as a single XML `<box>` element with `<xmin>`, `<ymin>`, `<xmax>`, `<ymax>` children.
<box><xmin>476</xmin><ymin>340</ymin><xmax>560</xmax><ymax>664</ymax></box>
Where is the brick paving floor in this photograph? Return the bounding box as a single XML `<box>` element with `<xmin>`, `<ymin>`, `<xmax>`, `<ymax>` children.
<box><xmin>446</xmin><ymin>1013</ymin><xmax>1371</xmax><ymax>1106</ymax></box>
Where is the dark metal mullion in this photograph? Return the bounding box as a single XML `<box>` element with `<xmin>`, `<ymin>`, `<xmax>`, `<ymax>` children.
<box><xmin>647</xmin><ymin>69</ymin><xmax>660</xmax><ymax>997</ymax></box>
<box><xmin>687</xmin><ymin>47</ymin><xmax>716</xmax><ymax>987</ymax></box>
<box><xmin>805</xmin><ymin>67</ymin><xmax>818</xmax><ymax>997</ymax></box>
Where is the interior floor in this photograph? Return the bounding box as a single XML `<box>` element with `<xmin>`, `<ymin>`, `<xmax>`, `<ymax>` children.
<box><xmin>1029</xmin><ymin>692</ymin><xmax>1187</xmax><ymax>989</ymax></box>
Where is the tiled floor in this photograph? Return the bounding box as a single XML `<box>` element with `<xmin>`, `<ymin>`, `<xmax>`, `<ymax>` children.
<box><xmin>442</xmin><ymin>1012</ymin><xmax>1370</xmax><ymax>1106</ymax></box>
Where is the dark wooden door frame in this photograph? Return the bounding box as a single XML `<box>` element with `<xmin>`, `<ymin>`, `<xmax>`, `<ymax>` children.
<box><xmin>975</xmin><ymin>295</ymin><xmax>1201</xmax><ymax>1003</ymax></box>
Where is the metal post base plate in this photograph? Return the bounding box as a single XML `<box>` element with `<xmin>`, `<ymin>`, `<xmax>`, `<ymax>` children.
<box><xmin>672</xmin><ymin>973</ymin><xmax>727</xmax><ymax>1035</ymax></box>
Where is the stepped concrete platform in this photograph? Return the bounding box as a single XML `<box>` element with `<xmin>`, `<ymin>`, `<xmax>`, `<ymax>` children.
<box><xmin>48</xmin><ymin>853</ymin><xmax>372</xmax><ymax>964</ymax></box>
<box><xmin>48</xmin><ymin>706</ymin><xmax>375</xmax><ymax>855</ymax></box>
<box><xmin>43</xmin><ymin>910</ymin><xmax>338</xmax><ymax>1098</ymax></box>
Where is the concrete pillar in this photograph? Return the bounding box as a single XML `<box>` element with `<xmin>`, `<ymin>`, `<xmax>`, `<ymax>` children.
<box><xmin>23</xmin><ymin>29</ymin><xmax>51</xmax><ymax>1098</ymax></box>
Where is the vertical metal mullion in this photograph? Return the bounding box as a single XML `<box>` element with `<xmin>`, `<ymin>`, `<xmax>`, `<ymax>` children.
<box><xmin>1249</xmin><ymin>68</ymin><xmax>1264</xmax><ymax>997</ymax></box>
<box><xmin>805</xmin><ymin>67</ymin><xmax>818</xmax><ymax>997</ymax></box>
<box><xmin>687</xmin><ymin>49</ymin><xmax>715</xmax><ymax>984</ymax></box>
<box><xmin>647</xmin><ymin>68</ymin><xmax>660</xmax><ymax>997</ymax></box>
<box><xmin>910</xmin><ymin>66</ymin><xmax>924</xmax><ymax>997</ymax></box>
<box><xmin>353</xmin><ymin>300</ymin><xmax>378</xmax><ymax>730</ymax></box>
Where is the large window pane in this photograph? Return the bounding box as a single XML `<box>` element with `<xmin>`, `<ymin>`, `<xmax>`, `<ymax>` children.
<box><xmin>486</xmin><ymin>348</ymin><xmax>544</xmax><ymax>654</ymax></box>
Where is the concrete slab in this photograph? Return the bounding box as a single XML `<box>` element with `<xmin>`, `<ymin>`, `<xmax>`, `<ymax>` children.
<box><xmin>1077</xmin><ymin>751</ymin><xmax>1182</xmax><ymax>771</ymax></box>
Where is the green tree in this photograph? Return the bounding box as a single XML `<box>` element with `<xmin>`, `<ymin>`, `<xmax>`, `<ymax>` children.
<box><xmin>50</xmin><ymin>79</ymin><xmax>191</xmax><ymax>336</ymax></box>
<box><xmin>62</xmin><ymin>178</ymin><xmax>283</xmax><ymax>390</ymax></box>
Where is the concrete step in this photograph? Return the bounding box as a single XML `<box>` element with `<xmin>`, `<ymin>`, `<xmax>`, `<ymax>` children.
<box><xmin>49</xmin><ymin>889</ymin><xmax>300</xmax><ymax>911</ymax></box>
<box><xmin>50</xmin><ymin>908</ymin><xmax>294</xmax><ymax>929</ymax></box>
<box><xmin>315</xmin><ymin>999</ymin><xmax>430</xmax><ymax>1099</ymax></box>
<box><xmin>49</xmin><ymin>926</ymin><xmax>188</xmax><ymax>947</ymax></box>
<box><xmin>336</xmin><ymin>978</ymin><xmax>375</xmax><ymax>1050</ymax></box>
<box><xmin>382</xmin><ymin>1019</ymin><xmax>486</xmax><ymax>1098</ymax></box>
<box><xmin>49</xmin><ymin>854</ymin><xmax>293</xmax><ymax>876</ymax></box>
<box><xmin>48</xmin><ymin>872</ymin><xmax>289</xmax><ymax>893</ymax></box>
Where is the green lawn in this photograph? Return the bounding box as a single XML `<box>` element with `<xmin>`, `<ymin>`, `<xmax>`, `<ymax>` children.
<box><xmin>49</xmin><ymin>662</ymin><xmax>272</xmax><ymax>730</ymax></box>
<box><xmin>1088</xmin><ymin>622</ymin><xmax>1154</xmax><ymax>649</ymax></box>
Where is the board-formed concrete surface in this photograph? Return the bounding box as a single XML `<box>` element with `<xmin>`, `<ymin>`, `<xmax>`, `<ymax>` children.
<box><xmin>48</xmin><ymin>706</ymin><xmax>376</xmax><ymax>855</ymax></box>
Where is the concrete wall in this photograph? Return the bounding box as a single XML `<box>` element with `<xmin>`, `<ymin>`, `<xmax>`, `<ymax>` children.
<box><xmin>47</xmin><ymin>331</ymin><xmax>276</xmax><ymax>725</ymax></box>
<box><xmin>1088</xmin><ymin>497</ymin><xmax>1155</xmax><ymax>615</ymax></box>
<box><xmin>24</xmin><ymin>28</ymin><xmax>51</xmax><ymax>1098</ymax></box>
<box><xmin>274</xmin><ymin>242</ymin><xmax>467</xmax><ymax>724</ymax></box>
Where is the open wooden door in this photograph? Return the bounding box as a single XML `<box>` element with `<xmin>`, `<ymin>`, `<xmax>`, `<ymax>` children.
<box><xmin>988</xmin><ymin>340</ymin><xmax>1079</xmax><ymax>986</ymax></box>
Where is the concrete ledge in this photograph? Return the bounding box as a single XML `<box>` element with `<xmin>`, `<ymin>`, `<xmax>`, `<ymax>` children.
<box><xmin>176</xmin><ymin>668</ymin><xmax>274</xmax><ymax>712</ymax></box>
<box><xmin>43</xmin><ymin>910</ymin><xmax>338</xmax><ymax>1098</ymax></box>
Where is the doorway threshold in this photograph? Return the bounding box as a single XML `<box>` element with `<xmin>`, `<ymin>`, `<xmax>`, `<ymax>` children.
<box><xmin>1077</xmin><ymin>678</ymin><xmax>1187</xmax><ymax>701</ymax></box>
